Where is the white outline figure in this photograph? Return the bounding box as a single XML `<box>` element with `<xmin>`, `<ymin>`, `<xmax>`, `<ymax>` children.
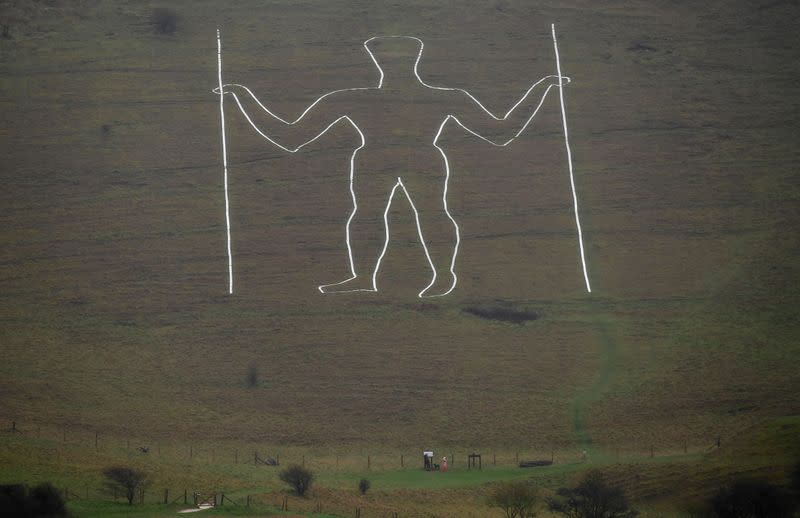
<box><xmin>215</xmin><ymin>28</ymin><xmax>591</xmax><ymax>297</ymax></box>
<box><xmin>217</xmin><ymin>29</ymin><xmax>234</xmax><ymax>294</ymax></box>
<box><xmin>551</xmin><ymin>24</ymin><xmax>591</xmax><ymax>292</ymax></box>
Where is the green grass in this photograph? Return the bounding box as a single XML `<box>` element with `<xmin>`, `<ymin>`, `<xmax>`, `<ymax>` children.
<box><xmin>4</xmin><ymin>417</ymin><xmax>799</xmax><ymax>516</ymax></box>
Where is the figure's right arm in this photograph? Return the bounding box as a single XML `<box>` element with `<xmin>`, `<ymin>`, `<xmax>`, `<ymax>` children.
<box><xmin>214</xmin><ymin>84</ymin><xmax>348</xmax><ymax>152</ymax></box>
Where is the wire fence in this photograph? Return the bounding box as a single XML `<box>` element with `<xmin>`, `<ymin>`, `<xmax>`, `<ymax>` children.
<box><xmin>2</xmin><ymin>417</ymin><xmax>724</xmax><ymax>516</ymax></box>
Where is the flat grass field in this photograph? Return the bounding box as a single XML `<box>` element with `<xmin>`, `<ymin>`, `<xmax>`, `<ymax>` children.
<box><xmin>1</xmin><ymin>0</ymin><xmax>799</xmax><ymax>516</ymax></box>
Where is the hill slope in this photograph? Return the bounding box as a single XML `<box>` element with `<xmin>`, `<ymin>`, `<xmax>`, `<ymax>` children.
<box><xmin>0</xmin><ymin>0</ymin><xmax>798</xmax><ymax>454</ymax></box>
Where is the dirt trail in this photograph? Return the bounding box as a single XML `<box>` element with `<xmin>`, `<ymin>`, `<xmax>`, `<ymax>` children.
<box><xmin>571</xmin><ymin>316</ymin><xmax>618</xmax><ymax>458</ymax></box>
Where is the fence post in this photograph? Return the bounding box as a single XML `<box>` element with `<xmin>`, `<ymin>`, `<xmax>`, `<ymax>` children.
<box><xmin>190</xmin><ymin>445</ymin><xmax>193</xmax><ymax>459</ymax></box>
<box><xmin>184</xmin><ymin>489</ymin><xmax>187</xmax><ymax>505</ymax></box>
<box><xmin>367</xmin><ymin>455</ymin><xmax>370</xmax><ymax>470</ymax></box>
<box><xmin>302</xmin><ymin>454</ymin><xmax>305</xmax><ymax>468</ymax></box>
<box><xmin>401</xmin><ymin>454</ymin><xmax>404</xmax><ymax>467</ymax></box>
<box><xmin>235</xmin><ymin>449</ymin><xmax>238</xmax><ymax>464</ymax></box>
<box><xmin>94</xmin><ymin>432</ymin><xmax>98</xmax><ymax>451</ymax></box>
<box><xmin>164</xmin><ymin>488</ymin><xmax>168</xmax><ymax>504</ymax></box>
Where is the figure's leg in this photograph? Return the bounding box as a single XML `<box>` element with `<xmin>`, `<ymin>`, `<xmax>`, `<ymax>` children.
<box><xmin>319</xmin><ymin>172</ymin><xmax>399</xmax><ymax>293</ymax></box>
<box><xmin>398</xmin><ymin>170</ymin><xmax>460</xmax><ymax>298</ymax></box>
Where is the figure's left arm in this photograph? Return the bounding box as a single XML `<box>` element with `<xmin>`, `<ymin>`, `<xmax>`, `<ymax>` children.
<box><xmin>450</xmin><ymin>75</ymin><xmax>569</xmax><ymax>146</ymax></box>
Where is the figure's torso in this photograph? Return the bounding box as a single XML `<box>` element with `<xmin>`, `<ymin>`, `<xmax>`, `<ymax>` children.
<box><xmin>344</xmin><ymin>84</ymin><xmax>451</xmax><ymax>149</ymax></box>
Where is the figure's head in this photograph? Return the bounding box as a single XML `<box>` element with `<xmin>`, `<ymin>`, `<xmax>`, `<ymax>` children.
<box><xmin>364</xmin><ymin>36</ymin><xmax>424</xmax><ymax>86</ymax></box>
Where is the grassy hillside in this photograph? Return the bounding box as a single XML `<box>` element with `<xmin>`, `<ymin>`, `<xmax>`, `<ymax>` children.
<box><xmin>1</xmin><ymin>0</ymin><xmax>799</xmax><ymax>499</ymax></box>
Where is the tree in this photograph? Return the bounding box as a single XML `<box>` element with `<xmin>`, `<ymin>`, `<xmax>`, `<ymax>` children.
<box><xmin>708</xmin><ymin>478</ymin><xmax>794</xmax><ymax>518</ymax></box>
<box><xmin>487</xmin><ymin>480</ymin><xmax>539</xmax><ymax>518</ymax></box>
<box><xmin>102</xmin><ymin>466</ymin><xmax>148</xmax><ymax>506</ymax></box>
<box><xmin>358</xmin><ymin>478</ymin><xmax>371</xmax><ymax>495</ymax></box>
<box><xmin>548</xmin><ymin>472</ymin><xmax>637</xmax><ymax>518</ymax></box>
<box><xmin>279</xmin><ymin>465</ymin><xmax>314</xmax><ymax>497</ymax></box>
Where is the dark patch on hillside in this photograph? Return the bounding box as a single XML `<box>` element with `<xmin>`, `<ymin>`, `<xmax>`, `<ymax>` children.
<box><xmin>628</xmin><ymin>41</ymin><xmax>657</xmax><ymax>52</ymax></box>
<box><xmin>150</xmin><ymin>8</ymin><xmax>178</xmax><ymax>35</ymax></box>
<box><xmin>463</xmin><ymin>305</ymin><xmax>538</xmax><ymax>324</ymax></box>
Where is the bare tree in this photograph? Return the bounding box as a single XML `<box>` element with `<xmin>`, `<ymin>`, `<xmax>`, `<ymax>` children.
<box><xmin>279</xmin><ymin>465</ymin><xmax>314</xmax><ymax>497</ymax></box>
<box><xmin>487</xmin><ymin>480</ymin><xmax>539</xmax><ymax>518</ymax></box>
<box><xmin>102</xmin><ymin>466</ymin><xmax>148</xmax><ymax>505</ymax></box>
<box><xmin>548</xmin><ymin>472</ymin><xmax>636</xmax><ymax>518</ymax></box>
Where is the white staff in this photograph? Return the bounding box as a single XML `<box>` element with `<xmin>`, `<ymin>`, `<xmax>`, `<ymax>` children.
<box><xmin>217</xmin><ymin>28</ymin><xmax>234</xmax><ymax>294</ymax></box>
<box><xmin>552</xmin><ymin>23</ymin><xmax>591</xmax><ymax>293</ymax></box>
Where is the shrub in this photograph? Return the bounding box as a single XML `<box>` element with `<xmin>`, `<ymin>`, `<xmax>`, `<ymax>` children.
<box><xmin>487</xmin><ymin>480</ymin><xmax>538</xmax><ymax>518</ymax></box>
<box><xmin>246</xmin><ymin>364</ymin><xmax>258</xmax><ymax>388</ymax></box>
<box><xmin>358</xmin><ymin>478</ymin><xmax>370</xmax><ymax>495</ymax></box>
<box><xmin>150</xmin><ymin>8</ymin><xmax>177</xmax><ymax>35</ymax></box>
<box><xmin>548</xmin><ymin>472</ymin><xmax>637</xmax><ymax>518</ymax></box>
<box><xmin>0</xmin><ymin>483</ymin><xmax>68</xmax><ymax>517</ymax></box>
<box><xmin>708</xmin><ymin>478</ymin><xmax>794</xmax><ymax>518</ymax></box>
<box><xmin>279</xmin><ymin>465</ymin><xmax>314</xmax><ymax>497</ymax></box>
<box><xmin>791</xmin><ymin>461</ymin><xmax>800</xmax><ymax>495</ymax></box>
<box><xmin>102</xmin><ymin>466</ymin><xmax>148</xmax><ymax>505</ymax></box>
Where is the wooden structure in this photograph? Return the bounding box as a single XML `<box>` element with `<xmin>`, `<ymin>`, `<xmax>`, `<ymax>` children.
<box><xmin>467</xmin><ymin>452</ymin><xmax>482</xmax><ymax>470</ymax></box>
<box><xmin>423</xmin><ymin>450</ymin><xmax>434</xmax><ymax>471</ymax></box>
<box><xmin>193</xmin><ymin>492</ymin><xmax>217</xmax><ymax>509</ymax></box>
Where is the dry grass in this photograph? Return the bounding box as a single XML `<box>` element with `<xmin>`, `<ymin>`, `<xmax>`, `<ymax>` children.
<box><xmin>0</xmin><ymin>3</ymin><xmax>799</xmax><ymax>516</ymax></box>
